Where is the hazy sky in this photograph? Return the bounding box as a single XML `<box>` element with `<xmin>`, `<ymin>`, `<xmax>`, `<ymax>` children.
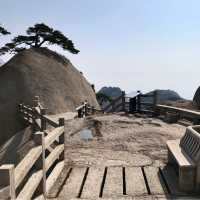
<box><xmin>1</xmin><ymin>0</ymin><xmax>200</xmax><ymax>99</ymax></box>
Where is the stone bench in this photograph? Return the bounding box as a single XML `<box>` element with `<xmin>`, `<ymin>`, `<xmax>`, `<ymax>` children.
<box><xmin>167</xmin><ymin>125</ymin><xmax>200</xmax><ymax>192</ymax></box>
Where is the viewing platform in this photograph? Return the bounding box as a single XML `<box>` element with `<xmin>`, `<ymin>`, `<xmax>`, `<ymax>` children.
<box><xmin>1</xmin><ymin>96</ymin><xmax>200</xmax><ymax>199</ymax></box>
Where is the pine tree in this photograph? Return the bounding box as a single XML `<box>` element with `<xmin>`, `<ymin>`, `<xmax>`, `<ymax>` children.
<box><xmin>0</xmin><ymin>23</ymin><xmax>79</xmax><ymax>55</ymax></box>
<box><xmin>0</xmin><ymin>25</ymin><xmax>10</xmax><ymax>36</ymax></box>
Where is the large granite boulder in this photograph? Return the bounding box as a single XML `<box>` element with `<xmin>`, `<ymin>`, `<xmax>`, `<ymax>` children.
<box><xmin>0</xmin><ymin>48</ymin><xmax>99</xmax><ymax>145</ymax></box>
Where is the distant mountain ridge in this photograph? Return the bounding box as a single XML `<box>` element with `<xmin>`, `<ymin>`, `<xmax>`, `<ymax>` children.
<box><xmin>146</xmin><ymin>89</ymin><xmax>183</xmax><ymax>103</ymax></box>
<box><xmin>98</xmin><ymin>87</ymin><xmax>122</xmax><ymax>99</ymax></box>
<box><xmin>98</xmin><ymin>87</ymin><xmax>183</xmax><ymax>103</ymax></box>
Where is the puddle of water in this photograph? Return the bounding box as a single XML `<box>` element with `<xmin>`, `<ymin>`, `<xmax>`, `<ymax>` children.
<box><xmin>80</xmin><ymin>129</ymin><xmax>93</xmax><ymax>141</ymax></box>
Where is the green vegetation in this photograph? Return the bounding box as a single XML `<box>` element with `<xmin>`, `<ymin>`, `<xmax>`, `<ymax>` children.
<box><xmin>0</xmin><ymin>23</ymin><xmax>79</xmax><ymax>55</ymax></box>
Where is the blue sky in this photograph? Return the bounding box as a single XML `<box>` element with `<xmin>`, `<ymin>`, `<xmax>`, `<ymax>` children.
<box><xmin>1</xmin><ymin>0</ymin><xmax>200</xmax><ymax>99</ymax></box>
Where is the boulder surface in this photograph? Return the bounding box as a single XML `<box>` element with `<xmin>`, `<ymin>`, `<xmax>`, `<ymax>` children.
<box><xmin>0</xmin><ymin>48</ymin><xmax>99</xmax><ymax>145</ymax></box>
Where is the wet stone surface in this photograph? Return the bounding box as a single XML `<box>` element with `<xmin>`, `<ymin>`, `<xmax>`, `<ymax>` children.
<box><xmin>64</xmin><ymin>114</ymin><xmax>185</xmax><ymax>168</ymax></box>
<box><xmin>79</xmin><ymin>129</ymin><xmax>93</xmax><ymax>141</ymax></box>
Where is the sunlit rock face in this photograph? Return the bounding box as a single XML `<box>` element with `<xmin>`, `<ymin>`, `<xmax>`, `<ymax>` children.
<box><xmin>0</xmin><ymin>47</ymin><xmax>99</xmax><ymax>145</ymax></box>
<box><xmin>193</xmin><ymin>87</ymin><xmax>200</xmax><ymax>108</ymax></box>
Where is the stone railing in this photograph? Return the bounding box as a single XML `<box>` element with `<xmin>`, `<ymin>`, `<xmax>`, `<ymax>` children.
<box><xmin>76</xmin><ymin>100</ymin><xmax>102</xmax><ymax>118</ymax></box>
<box><xmin>0</xmin><ymin>98</ymin><xmax>66</xmax><ymax>199</ymax></box>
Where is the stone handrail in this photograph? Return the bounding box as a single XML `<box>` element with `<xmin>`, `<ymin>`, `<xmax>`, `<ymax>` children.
<box><xmin>76</xmin><ymin>100</ymin><xmax>102</xmax><ymax>118</ymax></box>
<box><xmin>19</xmin><ymin>97</ymin><xmax>60</xmax><ymax>131</ymax></box>
<box><xmin>0</xmin><ymin>125</ymin><xmax>65</xmax><ymax>199</ymax></box>
<box><xmin>155</xmin><ymin>104</ymin><xmax>200</xmax><ymax>123</ymax></box>
<box><xmin>0</xmin><ymin>97</ymin><xmax>65</xmax><ymax>199</ymax></box>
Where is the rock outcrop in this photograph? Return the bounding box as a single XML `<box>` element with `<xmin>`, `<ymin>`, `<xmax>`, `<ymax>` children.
<box><xmin>0</xmin><ymin>48</ymin><xmax>99</xmax><ymax>145</ymax></box>
<box><xmin>193</xmin><ymin>87</ymin><xmax>200</xmax><ymax>108</ymax></box>
<box><xmin>98</xmin><ymin>86</ymin><xmax>122</xmax><ymax>99</ymax></box>
<box><xmin>146</xmin><ymin>89</ymin><xmax>182</xmax><ymax>103</ymax></box>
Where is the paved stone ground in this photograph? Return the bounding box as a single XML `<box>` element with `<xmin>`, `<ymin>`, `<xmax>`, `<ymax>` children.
<box><xmin>64</xmin><ymin>113</ymin><xmax>185</xmax><ymax>168</ymax></box>
<box><xmin>46</xmin><ymin>113</ymin><xmax>200</xmax><ymax>200</ymax></box>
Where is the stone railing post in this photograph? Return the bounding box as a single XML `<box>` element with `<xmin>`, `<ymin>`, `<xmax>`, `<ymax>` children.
<box><xmin>41</xmin><ymin>108</ymin><xmax>47</xmax><ymax>131</ymax></box>
<box><xmin>0</xmin><ymin>164</ymin><xmax>16</xmax><ymax>199</ymax></box>
<box><xmin>121</xmin><ymin>91</ymin><xmax>126</xmax><ymax>112</ymax></box>
<box><xmin>59</xmin><ymin>118</ymin><xmax>65</xmax><ymax>160</ymax></box>
<box><xmin>84</xmin><ymin>100</ymin><xmax>88</xmax><ymax>117</ymax></box>
<box><xmin>34</xmin><ymin>132</ymin><xmax>46</xmax><ymax>197</ymax></box>
<box><xmin>153</xmin><ymin>90</ymin><xmax>158</xmax><ymax>110</ymax></box>
<box><xmin>137</xmin><ymin>91</ymin><xmax>141</xmax><ymax>113</ymax></box>
<box><xmin>78</xmin><ymin>109</ymin><xmax>82</xmax><ymax>118</ymax></box>
<box><xmin>33</xmin><ymin>96</ymin><xmax>40</xmax><ymax>107</ymax></box>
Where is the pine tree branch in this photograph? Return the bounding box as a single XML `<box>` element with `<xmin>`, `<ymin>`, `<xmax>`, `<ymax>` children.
<box><xmin>38</xmin><ymin>39</ymin><xmax>47</xmax><ymax>47</ymax></box>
